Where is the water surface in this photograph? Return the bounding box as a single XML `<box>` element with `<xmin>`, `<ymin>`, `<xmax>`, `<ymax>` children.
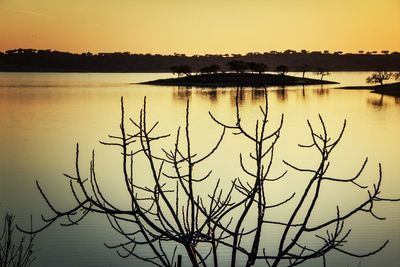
<box><xmin>0</xmin><ymin>72</ymin><xmax>399</xmax><ymax>267</ymax></box>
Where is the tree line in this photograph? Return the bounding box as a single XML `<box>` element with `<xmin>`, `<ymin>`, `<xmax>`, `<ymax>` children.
<box><xmin>170</xmin><ymin>61</ymin><xmax>334</xmax><ymax>82</ymax></box>
<box><xmin>0</xmin><ymin>48</ymin><xmax>399</xmax><ymax>72</ymax></box>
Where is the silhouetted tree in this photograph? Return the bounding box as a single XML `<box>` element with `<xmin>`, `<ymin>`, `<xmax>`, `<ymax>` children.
<box><xmin>247</xmin><ymin>62</ymin><xmax>267</xmax><ymax>74</ymax></box>
<box><xmin>296</xmin><ymin>64</ymin><xmax>311</xmax><ymax>78</ymax></box>
<box><xmin>171</xmin><ymin>65</ymin><xmax>192</xmax><ymax>77</ymax></box>
<box><xmin>315</xmin><ymin>68</ymin><xmax>330</xmax><ymax>81</ymax></box>
<box><xmin>366</xmin><ymin>71</ymin><xmax>393</xmax><ymax>85</ymax></box>
<box><xmin>25</xmin><ymin>92</ymin><xmax>400</xmax><ymax>267</ymax></box>
<box><xmin>200</xmin><ymin>64</ymin><xmax>220</xmax><ymax>74</ymax></box>
<box><xmin>1</xmin><ymin>214</ymin><xmax>35</xmax><ymax>267</ymax></box>
<box><xmin>227</xmin><ymin>60</ymin><xmax>248</xmax><ymax>73</ymax></box>
<box><xmin>275</xmin><ymin>65</ymin><xmax>288</xmax><ymax>75</ymax></box>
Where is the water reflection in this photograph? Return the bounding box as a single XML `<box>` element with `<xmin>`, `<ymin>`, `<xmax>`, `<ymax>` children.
<box><xmin>235</xmin><ymin>87</ymin><xmax>246</xmax><ymax>106</ymax></box>
<box><xmin>314</xmin><ymin>85</ymin><xmax>330</xmax><ymax>96</ymax></box>
<box><xmin>171</xmin><ymin>85</ymin><xmax>334</xmax><ymax>106</ymax></box>
<box><xmin>173</xmin><ymin>86</ymin><xmax>192</xmax><ymax>101</ymax></box>
<box><xmin>275</xmin><ymin>86</ymin><xmax>288</xmax><ymax>102</ymax></box>
<box><xmin>368</xmin><ymin>94</ymin><xmax>386</xmax><ymax>109</ymax></box>
<box><xmin>197</xmin><ymin>88</ymin><xmax>219</xmax><ymax>102</ymax></box>
<box><xmin>250</xmin><ymin>88</ymin><xmax>267</xmax><ymax>101</ymax></box>
<box><xmin>0</xmin><ymin>72</ymin><xmax>399</xmax><ymax>267</ymax></box>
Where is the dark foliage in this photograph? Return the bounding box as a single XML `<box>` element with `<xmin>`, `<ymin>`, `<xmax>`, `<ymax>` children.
<box><xmin>227</xmin><ymin>60</ymin><xmax>249</xmax><ymax>73</ymax></box>
<box><xmin>247</xmin><ymin>62</ymin><xmax>267</xmax><ymax>74</ymax></box>
<box><xmin>275</xmin><ymin>65</ymin><xmax>288</xmax><ymax>75</ymax></box>
<box><xmin>366</xmin><ymin>71</ymin><xmax>396</xmax><ymax>85</ymax></box>
<box><xmin>200</xmin><ymin>64</ymin><xmax>221</xmax><ymax>74</ymax></box>
<box><xmin>171</xmin><ymin>65</ymin><xmax>193</xmax><ymax>77</ymax></box>
<box><xmin>0</xmin><ymin>49</ymin><xmax>399</xmax><ymax>72</ymax></box>
<box><xmin>0</xmin><ymin>214</ymin><xmax>35</xmax><ymax>267</ymax></box>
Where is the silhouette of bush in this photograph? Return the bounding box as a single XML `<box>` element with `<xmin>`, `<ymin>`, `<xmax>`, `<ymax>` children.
<box><xmin>247</xmin><ymin>62</ymin><xmax>267</xmax><ymax>74</ymax></box>
<box><xmin>275</xmin><ymin>65</ymin><xmax>288</xmax><ymax>75</ymax></box>
<box><xmin>314</xmin><ymin>68</ymin><xmax>330</xmax><ymax>81</ymax></box>
<box><xmin>366</xmin><ymin>71</ymin><xmax>395</xmax><ymax>85</ymax></box>
<box><xmin>227</xmin><ymin>60</ymin><xmax>249</xmax><ymax>73</ymax></box>
<box><xmin>200</xmin><ymin>64</ymin><xmax>221</xmax><ymax>74</ymax></box>
<box><xmin>296</xmin><ymin>64</ymin><xmax>311</xmax><ymax>78</ymax></box>
<box><xmin>0</xmin><ymin>213</ymin><xmax>35</xmax><ymax>267</ymax></box>
<box><xmin>171</xmin><ymin>65</ymin><xmax>192</xmax><ymax>77</ymax></box>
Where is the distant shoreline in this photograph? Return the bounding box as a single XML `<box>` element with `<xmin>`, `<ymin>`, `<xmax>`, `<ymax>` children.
<box><xmin>1</xmin><ymin>49</ymin><xmax>399</xmax><ymax>73</ymax></box>
<box><xmin>140</xmin><ymin>73</ymin><xmax>337</xmax><ymax>87</ymax></box>
<box><xmin>338</xmin><ymin>82</ymin><xmax>400</xmax><ymax>97</ymax></box>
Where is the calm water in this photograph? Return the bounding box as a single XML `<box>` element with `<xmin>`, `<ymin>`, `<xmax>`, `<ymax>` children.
<box><xmin>0</xmin><ymin>72</ymin><xmax>399</xmax><ymax>267</ymax></box>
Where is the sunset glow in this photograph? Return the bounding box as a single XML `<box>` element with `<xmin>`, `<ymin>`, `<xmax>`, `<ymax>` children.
<box><xmin>1</xmin><ymin>0</ymin><xmax>399</xmax><ymax>55</ymax></box>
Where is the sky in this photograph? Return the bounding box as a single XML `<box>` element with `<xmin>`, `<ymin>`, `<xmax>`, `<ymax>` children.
<box><xmin>0</xmin><ymin>0</ymin><xmax>399</xmax><ymax>55</ymax></box>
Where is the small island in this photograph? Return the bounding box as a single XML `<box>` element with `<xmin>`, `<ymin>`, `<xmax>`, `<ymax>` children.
<box><xmin>340</xmin><ymin>82</ymin><xmax>400</xmax><ymax>97</ymax></box>
<box><xmin>338</xmin><ymin>72</ymin><xmax>400</xmax><ymax>97</ymax></box>
<box><xmin>140</xmin><ymin>73</ymin><xmax>338</xmax><ymax>88</ymax></box>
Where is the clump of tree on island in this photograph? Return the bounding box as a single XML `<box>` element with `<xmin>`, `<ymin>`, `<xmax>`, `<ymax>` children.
<box><xmin>167</xmin><ymin>60</ymin><xmax>337</xmax><ymax>88</ymax></box>
<box><xmin>171</xmin><ymin>61</ymin><xmax>289</xmax><ymax>77</ymax></box>
<box><xmin>144</xmin><ymin>60</ymin><xmax>338</xmax><ymax>87</ymax></box>
<box><xmin>364</xmin><ymin>71</ymin><xmax>400</xmax><ymax>97</ymax></box>
<box><xmin>366</xmin><ymin>71</ymin><xmax>400</xmax><ymax>86</ymax></box>
<box><xmin>170</xmin><ymin>61</ymin><xmax>334</xmax><ymax>82</ymax></box>
<box><xmin>170</xmin><ymin>60</ymin><xmax>269</xmax><ymax>77</ymax></box>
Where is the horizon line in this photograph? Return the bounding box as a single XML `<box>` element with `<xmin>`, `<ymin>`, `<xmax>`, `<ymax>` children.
<box><xmin>1</xmin><ymin>48</ymin><xmax>399</xmax><ymax>57</ymax></box>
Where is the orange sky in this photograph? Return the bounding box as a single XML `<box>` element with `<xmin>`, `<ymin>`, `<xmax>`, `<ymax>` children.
<box><xmin>0</xmin><ymin>0</ymin><xmax>399</xmax><ymax>55</ymax></box>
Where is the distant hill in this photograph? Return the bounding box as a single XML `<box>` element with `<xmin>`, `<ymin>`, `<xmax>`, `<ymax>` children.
<box><xmin>0</xmin><ymin>49</ymin><xmax>399</xmax><ymax>73</ymax></box>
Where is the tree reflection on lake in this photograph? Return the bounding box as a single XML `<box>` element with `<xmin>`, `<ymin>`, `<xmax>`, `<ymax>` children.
<box><xmin>0</xmin><ymin>72</ymin><xmax>399</xmax><ymax>267</ymax></box>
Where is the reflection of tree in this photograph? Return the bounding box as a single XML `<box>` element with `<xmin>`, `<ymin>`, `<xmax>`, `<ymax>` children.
<box><xmin>231</xmin><ymin>87</ymin><xmax>245</xmax><ymax>106</ymax></box>
<box><xmin>201</xmin><ymin>89</ymin><xmax>218</xmax><ymax>102</ymax></box>
<box><xmin>251</xmin><ymin>88</ymin><xmax>267</xmax><ymax>101</ymax></box>
<box><xmin>25</xmin><ymin>94</ymin><xmax>399</xmax><ymax>267</ymax></box>
<box><xmin>314</xmin><ymin>85</ymin><xmax>330</xmax><ymax>96</ymax></box>
<box><xmin>367</xmin><ymin>94</ymin><xmax>386</xmax><ymax>108</ymax></box>
<box><xmin>276</xmin><ymin>86</ymin><xmax>287</xmax><ymax>102</ymax></box>
<box><xmin>173</xmin><ymin>87</ymin><xmax>192</xmax><ymax>101</ymax></box>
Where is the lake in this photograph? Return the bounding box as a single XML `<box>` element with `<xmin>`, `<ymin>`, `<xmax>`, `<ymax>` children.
<box><xmin>0</xmin><ymin>72</ymin><xmax>399</xmax><ymax>267</ymax></box>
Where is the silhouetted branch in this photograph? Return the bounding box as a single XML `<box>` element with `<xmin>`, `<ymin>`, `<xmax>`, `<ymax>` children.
<box><xmin>28</xmin><ymin>92</ymin><xmax>399</xmax><ymax>267</ymax></box>
<box><xmin>1</xmin><ymin>214</ymin><xmax>35</xmax><ymax>267</ymax></box>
